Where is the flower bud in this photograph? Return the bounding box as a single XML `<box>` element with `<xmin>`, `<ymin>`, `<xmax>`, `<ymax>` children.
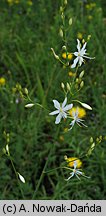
<box><xmin>64</xmin><ymin>155</ymin><xmax>68</xmax><ymax>160</ymax></box>
<box><xmin>91</xmin><ymin>143</ymin><xmax>95</xmax><ymax>149</ymax></box>
<box><xmin>18</xmin><ymin>173</ymin><xmax>25</xmax><ymax>183</ymax></box>
<box><xmin>66</xmin><ymin>82</ymin><xmax>71</xmax><ymax>91</ymax></box>
<box><xmin>3</xmin><ymin>148</ymin><xmax>6</xmax><ymax>154</ymax></box>
<box><xmin>82</xmin><ymin>39</ymin><xmax>85</xmax><ymax>44</ymax></box>
<box><xmin>60</xmin><ymin>6</ymin><xmax>63</xmax><ymax>12</ymax></box>
<box><xmin>61</xmin><ymin>12</ymin><xmax>64</xmax><ymax>20</ymax></box>
<box><xmin>6</xmin><ymin>144</ymin><xmax>9</xmax><ymax>154</ymax></box>
<box><xmin>61</xmin><ymin>82</ymin><xmax>65</xmax><ymax>89</ymax></box>
<box><xmin>90</xmin><ymin>137</ymin><xmax>93</xmax><ymax>143</ymax></box>
<box><xmin>96</xmin><ymin>137</ymin><xmax>99</xmax><ymax>142</ymax></box>
<box><xmin>76</xmin><ymin>78</ymin><xmax>79</xmax><ymax>83</ymax></box>
<box><xmin>59</xmin><ymin>28</ymin><xmax>63</xmax><ymax>38</ymax></box>
<box><xmin>69</xmin><ymin>18</ymin><xmax>72</xmax><ymax>26</ymax></box>
<box><xmin>99</xmin><ymin>135</ymin><xmax>102</xmax><ymax>140</ymax></box>
<box><xmin>80</xmin><ymin>102</ymin><xmax>92</xmax><ymax>110</ymax></box>
<box><xmin>80</xmin><ymin>81</ymin><xmax>84</xmax><ymax>88</ymax></box>
<box><xmin>7</xmin><ymin>133</ymin><xmax>10</xmax><ymax>143</ymax></box>
<box><xmin>25</xmin><ymin>103</ymin><xmax>35</xmax><ymax>108</ymax></box>
<box><xmin>64</xmin><ymin>0</ymin><xmax>67</xmax><ymax>5</ymax></box>
<box><xmin>51</xmin><ymin>48</ymin><xmax>59</xmax><ymax>60</ymax></box>
<box><xmin>24</xmin><ymin>88</ymin><xmax>28</xmax><ymax>95</ymax></box>
<box><xmin>87</xmin><ymin>34</ymin><xmax>91</xmax><ymax>41</ymax></box>
<box><xmin>79</xmin><ymin>70</ymin><xmax>84</xmax><ymax>78</ymax></box>
<box><xmin>62</xmin><ymin>45</ymin><xmax>67</xmax><ymax>50</ymax></box>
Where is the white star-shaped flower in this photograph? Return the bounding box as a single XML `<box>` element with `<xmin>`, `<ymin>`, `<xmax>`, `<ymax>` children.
<box><xmin>69</xmin><ymin>108</ymin><xmax>87</xmax><ymax>130</ymax></box>
<box><xmin>49</xmin><ymin>97</ymin><xmax>73</xmax><ymax>124</ymax></box>
<box><xmin>71</xmin><ymin>39</ymin><xmax>94</xmax><ymax>68</ymax></box>
<box><xmin>65</xmin><ymin>161</ymin><xmax>90</xmax><ymax>181</ymax></box>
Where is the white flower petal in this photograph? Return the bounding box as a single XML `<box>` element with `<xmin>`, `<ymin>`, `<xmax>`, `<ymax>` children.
<box><xmin>65</xmin><ymin>172</ymin><xmax>74</xmax><ymax>181</ymax></box>
<box><xmin>63</xmin><ymin>103</ymin><xmax>73</xmax><ymax>111</ymax></box>
<box><xmin>77</xmin><ymin>120</ymin><xmax>88</xmax><ymax>128</ymax></box>
<box><xmin>62</xmin><ymin>111</ymin><xmax>67</xmax><ymax>119</ymax></box>
<box><xmin>80</xmin><ymin>49</ymin><xmax>86</xmax><ymax>56</ymax></box>
<box><xmin>81</xmin><ymin>173</ymin><xmax>90</xmax><ymax>179</ymax></box>
<box><xmin>55</xmin><ymin>113</ymin><xmax>62</xmax><ymax>124</ymax></box>
<box><xmin>74</xmin><ymin>161</ymin><xmax>77</xmax><ymax>169</ymax></box>
<box><xmin>69</xmin><ymin>120</ymin><xmax>75</xmax><ymax>130</ymax></box>
<box><xmin>71</xmin><ymin>57</ymin><xmax>79</xmax><ymax>68</ymax></box>
<box><xmin>53</xmin><ymin>100</ymin><xmax>60</xmax><ymax>109</ymax></box>
<box><xmin>79</xmin><ymin>56</ymin><xmax>83</xmax><ymax>66</ymax></box>
<box><xmin>77</xmin><ymin>39</ymin><xmax>81</xmax><ymax>52</ymax></box>
<box><xmin>77</xmin><ymin>170</ymin><xmax>83</xmax><ymax>175</ymax></box>
<box><xmin>74</xmin><ymin>52</ymin><xmax>78</xmax><ymax>57</ymax></box>
<box><xmin>81</xmin><ymin>42</ymin><xmax>87</xmax><ymax>53</ymax></box>
<box><xmin>75</xmin><ymin>173</ymin><xmax>81</xmax><ymax>180</ymax></box>
<box><xmin>83</xmin><ymin>55</ymin><xmax>95</xmax><ymax>59</ymax></box>
<box><xmin>62</xmin><ymin>97</ymin><xmax>67</xmax><ymax>108</ymax></box>
<box><xmin>49</xmin><ymin>110</ymin><xmax>59</xmax><ymax>115</ymax></box>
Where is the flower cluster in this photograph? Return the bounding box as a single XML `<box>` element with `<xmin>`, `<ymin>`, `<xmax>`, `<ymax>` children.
<box><xmin>49</xmin><ymin>97</ymin><xmax>91</xmax><ymax>130</ymax></box>
<box><xmin>48</xmin><ymin>0</ymin><xmax>95</xmax><ymax>181</ymax></box>
<box><xmin>49</xmin><ymin>35</ymin><xmax>94</xmax><ymax>133</ymax></box>
<box><xmin>71</xmin><ymin>39</ymin><xmax>94</xmax><ymax>68</ymax></box>
<box><xmin>65</xmin><ymin>156</ymin><xmax>90</xmax><ymax>181</ymax></box>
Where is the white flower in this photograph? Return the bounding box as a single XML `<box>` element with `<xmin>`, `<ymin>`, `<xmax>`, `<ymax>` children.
<box><xmin>49</xmin><ymin>97</ymin><xmax>73</xmax><ymax>124</ymax></box>
<box><xmin>69</xmin><ymin>108</ymin><xmax>87</xmax><ymax>130</ymax></box>
<box><xmin>71</xmin><ymin>39</ymin><xmax>94</xmax><ymax>68</ymax></box>
<box><xmin>65</xmin><ymin>161</ymin><xmax>90</xmax><ymax>181</ymax></box>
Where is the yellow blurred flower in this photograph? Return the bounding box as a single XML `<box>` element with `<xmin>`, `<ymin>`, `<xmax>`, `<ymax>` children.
<box><xmin>63</xmin><ymin>127</ymin><xmax>68</xmax><ymax>133</ymax></box>
<box><xmin>69</xmin><ymin>106</ymin><xmax>86</xmax><ymax>118</ymax></box>
<box><xmin>86</xmin><ymin>4</ymin><xmax>90</xmax><ymax>9</ymax></box>
<box><xmin>90</xmin><ymin>3</ymin><xmax>96</xmax><ymax>8</ymax></box>
<box><xmin>77</xmin><ymin>32</ymin><xmax>83</xmax><ymax>40</ymax></box>
<box><xmin>27</xmin><ymin>0</ymin><xmax>33</xmax><ymax>6</ymax></box>
<box><xmin>88</xmin><ymin>15</ymin><xmax>93</xmax><ymax>20</ymax></box>
<box><xmin>7</xmin><ymin>0</ymin><xmax>13</xmax><ymax>4</ymax></box>
<box><xmin>12</xmin><ymin>87</ymin><xmax>17</xmax><ymax>93</ymax></box>
<box><xmin>86</xmin><ymin>3</ymin><xmax>96</xmax><ymax>10</ymax></box>
<box><xmin>0</xmin><ymin>77</ymin><xmax>6</xmax><ymax>85</ymax></box>
<box><xmin>59</xmin><ymin>135</ymin><xmax>64</xmax><ymax>141</ymax></box>
<box><xmin>62</xmin><ymin>52</ymin><xmax>73</xmax><ymax>60</ymax></box>
<box><xmin>64</xmin><ymin>156</ymin><xmax>82</xmax><ymax>168</ymax></box>
<box><xmin>68</xmin><ymin>71</ymin><xmax>76</xmax><ymax>77</ymax></box>
<box><xmin>7</xmin><ymin>0</ymin><xmax>20</xmax><ymax>4</ymax></box>
<box><xmin>15</xmin><ymin>0</ymin><xmax>20</xmax><ymax>4</ymax></box>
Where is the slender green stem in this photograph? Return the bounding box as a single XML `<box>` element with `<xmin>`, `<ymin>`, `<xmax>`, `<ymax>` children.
<box><xmin>44</xmin><ymin>167</ymin><xmax>64</xmax><ymax>174</ymax></box>
<box><xmin>72</xmin><ymin>99</ymin><xmax>81</xmax><ymax>104</ymax></box>
<box><xmin>44</xmin><ymin>166</ymin><xmax>73</xmax><ymax>174</ymax></box>
<box><xmin>69</xmin><ymin>66</ymin><xmax>79</xmax><ymax>96</ymax></box>
<box><xmin>35</xmin><ymin>103</ymin><xmax>49</xmax><ymax>112</ymax></box>
<box><xmin>58</xmin><ymin>58</ymin><xmax>67</xmax><ymax>66</ymax></box>
<box><xmin>27</xmin><ymin>95</ymin><xmax>33</xmax><ymax>102</ymax></box>
<box><xmin>9</xmin><ymin>155</ymin><xmax>25</xmax><ymax>199</ymax></box>
<box><xmin>32</xmin><ymin>146</ymin><xmax>54</xmax><ymax>199</ymax></box>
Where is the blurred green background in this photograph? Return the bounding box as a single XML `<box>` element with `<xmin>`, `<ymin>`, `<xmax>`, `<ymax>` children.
<box><xmin>0</xmin><ymin>0</ymin><xmax>106</xmax><ymax>199</ymax></box>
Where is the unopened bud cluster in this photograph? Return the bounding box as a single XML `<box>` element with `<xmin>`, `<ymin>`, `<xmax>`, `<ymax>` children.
<box><xmin>61</xmin><ymin>82</ymin><xmax>71</xmax><ymax>93</ymax></box>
